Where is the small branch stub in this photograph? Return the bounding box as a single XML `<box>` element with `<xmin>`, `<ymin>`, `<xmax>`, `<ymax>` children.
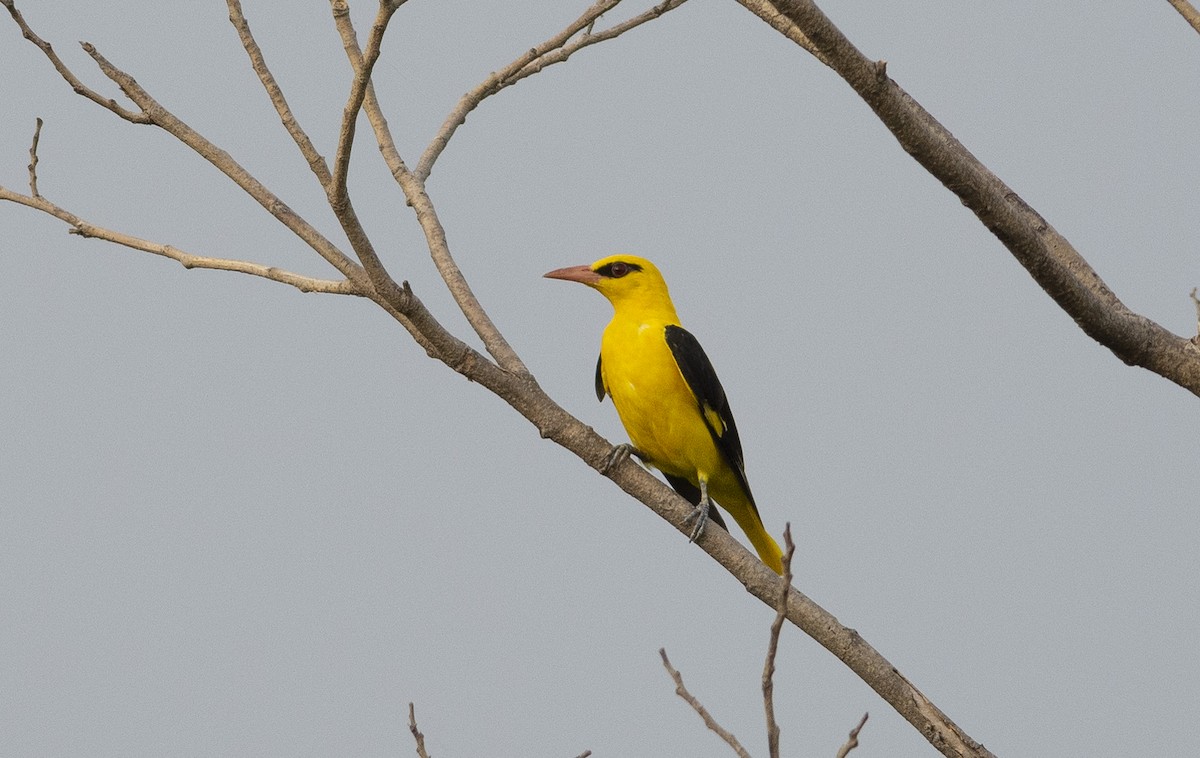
<box><xmin>1191</xmin><ymin>288</ymin><xmax>1200</xmax><ymax>341</ymax></box>
<box><xmin>763</xmin><ymin>524</ymin><xmax>797</xmax><ymax>758</ymax></box>
<box><xmin>835</xmin><ymin>712</ymin><xmax>870</xmax><ymax>758</ymax></box>
<box><xmin>27</xmin><ymin>117</ymin><xmax>43</xmax><ymax>197</ymax></box>
<box><xmin>407</xmin><ymin>702</ymin><xmax>430</xmax><ymax>758</ymax></box>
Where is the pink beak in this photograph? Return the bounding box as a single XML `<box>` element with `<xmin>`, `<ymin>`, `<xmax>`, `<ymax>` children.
<box><xmin>544</xmin><ymin>264</ymin><xmax>601</xmax><ymax>285</ymax></box>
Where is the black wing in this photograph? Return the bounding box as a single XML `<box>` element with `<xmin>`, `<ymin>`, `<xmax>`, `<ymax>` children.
<box><xmin>595</xmin><ymin>353</ymin><xmax>606</xmax><ymax>402</ymax></box>
<box><xmin>663</xmin><ymin>324</ymin><xmax>756</xmax><ymax>507</ymax></box>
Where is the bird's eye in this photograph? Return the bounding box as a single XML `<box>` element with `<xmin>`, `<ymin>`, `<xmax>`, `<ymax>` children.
<box><xmin>610</xmin><ymin>262</ymin><xmax>629</xmax><ymax>277</ymax></box>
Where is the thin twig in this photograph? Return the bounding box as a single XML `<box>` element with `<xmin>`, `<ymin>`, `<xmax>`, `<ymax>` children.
<box><xmin>1168</xmin><ymin>0</ymin><xmax>1200</xmax><ymax>35</ymax></box>
<box><xmin>0</xmin><ymin>0</ymin><xmax>151</xmax><ymax>123</ymax></box>
<box><xmin>226</xmin><ymin>0</ymin><xmax>333</xmax><ymax>186</ymax></box>
<box><xmin>1191</xmin><ymin>288</ymin><xmax>1200</xmax><ymax>339</ymax></box>
<box><xmin>26</xmin><ymin>117</ymin><xmax>42</xmax><ymax>197</ymax></box>
<box><xmin>497</xmin><ymin>0</ymin><xmax>692</xmax><ymax>107</ymax></box>
<box><xmin>0</xmin><ymin>185</ymin><xmax>362</xmax><ymax>295</ymax></box>
<box><xmin>416</xmin><ymin>0</ymin><xmax>621</xmax><ymax>180</ymax></box>
<box><xmin>417</xmin><ymin>0</ymin><xmax>692</xmax><ymax>181</ymax></box>
<box><xmin>407</xmin><ymin>703</ymin><xmax>430</xmax><ymax>758</ymax></box>
<box><xmin>762</xmin><ymin>524</ymin><xmax>796</xmax><ymax>758</ymax></box>
<box><xmin>659</xmin><ymin>648</ymin><xmax>752</xmax><ymax>758</ymax></box>
<box><xmin>834</xmin><ymin>712</ymin><xmax>869</xmax><ymax>758</ymax></box>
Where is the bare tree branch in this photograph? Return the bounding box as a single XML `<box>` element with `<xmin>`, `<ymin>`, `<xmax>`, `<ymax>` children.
<box><xmin>730</xmin><ymin>559</ymin><xmax>996</xmax><ymax>758</ymax></box>
<box><xmin>331</xmin><ymin>0</ymin><xmax>399</xmax><ymax>196</ymax></box>
<box><xmin>329</xmin><ymin>0</ymin><xmax>529</xmax><ymax>374</ymax></box>
<box><xmin>226</xmin><ymin>0</ymin><xmax>333</xmax><ymax>187</ymax></box>
<box><xmin>1168</xmin><ymin>0</ymin><xmax>1200</xmax><ymax>35</ymax></box>
<box><xmin>738</xmin><ymin>0</ymin><xmax>1200</xmax><ymax>399</ymax></box>
<box><xmin>415</xmin><ymin>0</ymin><xmax>621</xmax><ymax>181</ymax></box>
<box><xmin>3</xmin><ymin>10</ymin><xmax>449</xmax><ymax>352</ymax></box>
<box><xmin>497</xmin><ymin>0</ymin><xmax>692</xmax><ymax>104</ymax></box>
<box><xmin>0</xmin><ymin>185</ymin><xmax>362</xmax><ymax>295</ymax></box>
<box><xmin>834</xmin><ymin>713</ymin><xmax>869</xmax><ymax>758</ymax></box>
<box><xmin>762</xmin><ymin>525</ymin><xmax>796</xmax><ymax>758</ymax></box>
<box><xmin>74</xmin><ymin>42</ymin><xmax>367</xmax><ymax>287</ymax></box>
<box><xmin>415</xmin><ymin>0</ymin><xmax>691</xmax><ymax>182</ymax></box>
<box><xmin>1</xmin><ymin>0</ymin><xmax>150</xmax><ymax>123</ymax></box>
<box><xmin>26</xmin><ymin>116</ymin><xmax>42</xmax><ymax>197</ymax></box>
<box><xmin>659</xmin><ymin>648</ymin><xmax>752</xmax><ymax>758</ymax></box>
<box><xmin>714</xmin><ymin>0</ymin><xmax>828</xmax><ymax>65</ymax></box>
<box><xmin>323</xmin><ymin>0</ymin><xmax>409</xmax><ymax>298</ymax></box>
<box><xmin>407</xmin><ymin>702</ymin><xmax>430</xmax><ymax>758</ymax></box>
<box><xmin>232</xmin><ymin>1</ymin><xmax>445</xmax><ymax>356</ymax></box>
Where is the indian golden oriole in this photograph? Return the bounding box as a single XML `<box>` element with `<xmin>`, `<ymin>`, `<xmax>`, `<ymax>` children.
<box><xmin>545</xmin><ymin>255</ymin><xmax>784</xmax><ymax>574</ymax></box>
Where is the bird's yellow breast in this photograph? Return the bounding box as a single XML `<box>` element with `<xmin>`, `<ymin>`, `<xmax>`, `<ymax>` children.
<box><xmin>600</xmin><ymin>316</ymin><xmax>724</xmax><ymax>481</ymax></box>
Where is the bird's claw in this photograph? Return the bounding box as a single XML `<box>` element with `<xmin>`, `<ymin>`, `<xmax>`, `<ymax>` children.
<box><xmin>681</xmin><ymin>501</ymin><xmax>709</xmax><ymax>543</ymax></box>
<box><xmin>601</xmin><ymin>443</ymin><xmax>637</xmax><ymax>474</ymax></box>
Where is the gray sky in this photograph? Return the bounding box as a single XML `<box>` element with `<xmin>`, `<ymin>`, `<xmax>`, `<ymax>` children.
<box><xmin>2</xmin><ymin>2</ymin><xmax>1198</xmax><ymax>756</ymax></box>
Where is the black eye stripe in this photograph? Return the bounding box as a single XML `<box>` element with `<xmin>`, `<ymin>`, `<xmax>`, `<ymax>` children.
<box><xmin>595</xmin><ymin>261</ymin><xmax>643</xmax><ymax>278</ymax></box>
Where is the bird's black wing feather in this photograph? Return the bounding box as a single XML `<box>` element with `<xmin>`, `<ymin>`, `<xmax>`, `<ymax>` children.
<box><xmin>663</xmin><ymin>325</ymin><xmax>756</xmax><ymax>506</ymax></box>
<box><xmin>663</xmin><ymin>473</ymin><xmax>728</xmax><ymax>531</ymax></box>
<box><xmin>595</xmin><ymin>354</ymin><xmax>606</xmax><ymax>402</ymax></box>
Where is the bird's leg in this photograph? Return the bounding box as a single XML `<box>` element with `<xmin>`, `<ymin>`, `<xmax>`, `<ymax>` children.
<box><xmin>600</xmin><ymin>443</ymin><xmax>642</xmax><ymax>474</ymax></box>
<box><xmin>681</xmin><ymin>478</ymin><xmax>711</xmax><ymax>543</ymax></box>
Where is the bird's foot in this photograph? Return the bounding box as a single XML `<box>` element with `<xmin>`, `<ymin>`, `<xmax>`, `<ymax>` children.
<box><xmin>681</xmin><ymin>479</ymin><xmax>713</xmax><ymax>543</ymax></box>
<box><xmin>681</xmin><ymin>500</ymin><xmax>710</xmax><ymax>543</ymax></box>
<box><xmin>600</xmin><ymin>443</ymin><xmax>639</xmax><ymax>474</ymax></box>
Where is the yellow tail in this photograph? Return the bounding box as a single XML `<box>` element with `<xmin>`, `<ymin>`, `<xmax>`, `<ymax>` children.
<box><xmin>725</xmin><ymin>505</ymin><xmax>783</xmax><ymax>574</ymax></box>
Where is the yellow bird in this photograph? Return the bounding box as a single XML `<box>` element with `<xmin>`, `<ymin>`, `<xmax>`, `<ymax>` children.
<box><xmin>545</xmin><ymin>255</ymin><xmax>783</xmax><ymax>574</ymax></box>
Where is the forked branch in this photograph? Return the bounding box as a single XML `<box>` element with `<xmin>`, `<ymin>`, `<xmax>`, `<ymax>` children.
<box><xmin>329</xmin><ymin>1</ymin><xmax>530</xmax><ymax>373</ymax></box>
<box><xmin>77</xmin><ymin>41</ymin><xmax>367</xmax><ymax>287</ymax></box>
<box><xmin>415</xmin><ymin>0</ymin><xmax>690</xmax><ymax>181</ymax></box>
<box><xmin>1</xmin><ymin>0</ymin><xmax>150</xmax><ymax>123</ymax></box>
<box><xmin>835</xmin><ymin>713</ymin><xmax>869</xmax><ymax>758</ymax></box>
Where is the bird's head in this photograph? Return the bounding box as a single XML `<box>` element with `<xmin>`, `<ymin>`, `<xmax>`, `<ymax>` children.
<box><xmin>543</xmin><ymin>255</ymin><xmax>674</xmax><ymax>313</ymax></box>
